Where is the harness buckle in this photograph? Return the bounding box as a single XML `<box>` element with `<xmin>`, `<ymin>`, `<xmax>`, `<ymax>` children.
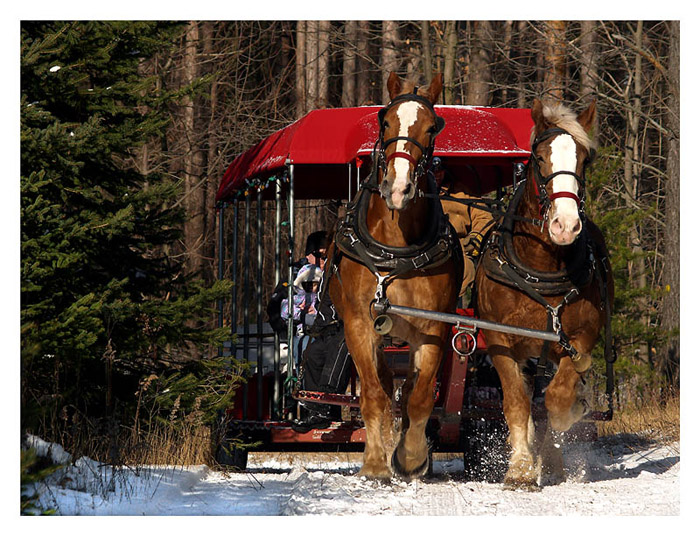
<box><xmin>374</xmin><ymin>274</ymin><xmax>389</xmax><ymax>302</ymax></box>
<box><xmin>411</xmin><ymin>251</ymin><xmax>431</xmax><ymax>269</ymax></box>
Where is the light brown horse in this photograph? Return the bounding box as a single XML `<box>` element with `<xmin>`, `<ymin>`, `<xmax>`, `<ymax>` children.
<box><xmin>475</xmin><ymin>99</ymin><xmax>614</xmax><ymax>490</ymax></box>
<box><xmin>328</xmin><ymin>73</ymin><xmax>458</xmax><ymax>480</ymax></box>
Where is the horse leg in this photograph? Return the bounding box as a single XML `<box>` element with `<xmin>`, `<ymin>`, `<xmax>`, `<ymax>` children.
<box><xmin>490</xmin><ymin>347</ymin><xmax>538</xmax><ymax>491</ymax></box>
<box><xmin>538</xmin><ymin>355</ymin><xmax>586</xmax><ymax>485</ymax></box>
<box><xmin>392</xmin><ymin>334</ymin><xmax>443</xmax><ymax>479</ymax></box>
<box><xmin>544</xmin><ymin>355</ymin><xmax>586</xmax><ymax>433</ymax></box>
<box><xmin>344</xmin><ymin>319</ymin><xmax>394</xmax><ymax>480</ymax></box>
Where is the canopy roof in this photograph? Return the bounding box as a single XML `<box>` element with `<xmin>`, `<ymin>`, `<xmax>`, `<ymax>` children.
<box><xmin>216</xmin><ymin>105</ymin><xmax>534</xmax><ymax>202</ymax></box>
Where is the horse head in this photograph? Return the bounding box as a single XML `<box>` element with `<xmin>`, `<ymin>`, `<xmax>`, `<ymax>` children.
<box><xmin>530</xmin><ymin>99</ymin><xmax>596</xmax><ymax>246</ymax></box>
<box><xmin>377</xmin><ymin>72</ymin><xmax>445</xmax><ymax>211</ymax></box>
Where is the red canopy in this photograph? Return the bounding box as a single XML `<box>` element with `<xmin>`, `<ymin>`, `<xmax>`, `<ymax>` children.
<box><xmin>216</xmin><ymin>105</ymin><xmax>534</xmax><ymax>202</ymax></box>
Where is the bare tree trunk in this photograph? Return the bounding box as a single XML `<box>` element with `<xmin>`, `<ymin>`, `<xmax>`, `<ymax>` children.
<box><xmin>443</xmin><ymin>21</ymin><xmax>458</xmax><ymax>104</ymax></box>
<box><xmin>543</xmin><ymin>20</ymin><xmax>568</xmax><ymax>103</ymax></box>
<box><xmin>661</xmin><ymin>20</ymin><xmax>680</xmax><ymax>383</ymax></box>
<box><xmin>579</xmin><ymin>20</ymin><xmax>599</xmax><ymax>139</ymax></box>
<box><xmin>305</xmin><ymin>20</ymin><xmax>318</xmax><ymax>110</ymax></box>
<box><xmin>295</xmin><ymin>21</ymin><xmax>307</xmax><ymax>118</ymax></box>
<box><xmin>421</xmin><ymin>21</ymin><xmax>433</xmax><ymax>82</ymax></box>
<box><xmin>357</xmin><ymin>20</ymin><xmax>371</xmax><ymax>105</ymax></box>
<box><xmin>318</xmin><ymin>21</ymin><xmax>330</xmax><ymax>108</ymax></box>
<box><xmin>382</xmin><ymin>20</ymin><xmax>401</xmax><ymax>103</ymax></box>
<box><xmin>341</xmin><ymin>21</ymin><xmax>357</xmax><ymax>107</ymax></box>
<box><xmin>202</xmin><ymin>21</ymin><xmax>218</xmax><ymax>281</ymax></box>
<box><xmin>516</xmin><ymin>21</ymin><xmax>528</xmax><ymax>108</ymax></box>
<box><xmin>466</xmin><ymin>21</ymin><xmax>493</xmax><ymax>106</ymax></box>
<box><xmin>500</xmin><ymin>21</ymin><xmax>513</xmax><ymax>104</ymax></box>
<box><xmin>623</xmin><ymin>21</ymin><xmax>649</xmax><ymax>364</ymax></box>
<box><xmin>182</xmin><ymin>21</ymin><xmax>206</xmax><ymax>277</ymax></box>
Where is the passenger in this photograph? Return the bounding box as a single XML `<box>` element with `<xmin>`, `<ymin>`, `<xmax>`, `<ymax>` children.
<box><xmin>435</xmin><ymin>161</ymin><xmax>495</xmax><ymax>297</ymax></box>
<box><xmin>281</xmin><ymin>263</ymin><xmax>322</xmax><ymax>357</ymax></box>
<box><xmin>267</xmin><ymin>231</ymin><xmax>329</xmax><ymax>339</ymax></box>
<box><xmin>292</xmin><ymin>278</ymin><xmax>352</xmax><ymax>433</ymax></box>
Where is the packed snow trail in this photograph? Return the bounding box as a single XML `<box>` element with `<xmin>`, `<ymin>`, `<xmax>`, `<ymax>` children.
<box><xmin>28</xmin><ymin>435</ymin><xmax>679</xmax><ymax>515</ymax></box>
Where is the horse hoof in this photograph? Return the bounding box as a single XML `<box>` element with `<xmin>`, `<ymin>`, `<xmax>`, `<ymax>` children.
<box><xmin>391</xmin><ymin>449</ymin><xmax>429</xmax><ymax>480</ymax></box>
<box><xmin>503</xmin><ymin>478</ymin><xmax>540</xmax><ymax>492</ymax></box>
<box><xmin>357</xmin><ymin>465</ymin><xmax>392</xmax><ymax>482</ymax></box>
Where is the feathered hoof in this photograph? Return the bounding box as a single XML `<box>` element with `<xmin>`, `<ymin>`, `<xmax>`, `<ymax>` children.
<box><xmin>391</xmin><ymin>449</ymin><xmax>429</xmax><ymax>480</ymax></box>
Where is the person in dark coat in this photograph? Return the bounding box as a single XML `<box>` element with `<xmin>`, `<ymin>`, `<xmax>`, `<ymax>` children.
<box><xmin>292</xmin><ymin>285</ymin><xmax>353</xmax><ymax>432</ymax></box>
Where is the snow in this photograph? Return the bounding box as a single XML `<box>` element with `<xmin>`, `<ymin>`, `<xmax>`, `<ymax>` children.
<box><xmin>25</xmin><ymin>434</ymin><xmax>681</xmax><ymax>520</ymax></box>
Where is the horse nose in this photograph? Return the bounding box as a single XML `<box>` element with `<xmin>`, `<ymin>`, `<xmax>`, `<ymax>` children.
<box><xmin>549</xmin><ymin>215</ymin><xmax>582</xmax><ymax>245</ymax></box>
<box><xmin>403</xmin><ymin>181</ymin><xmax>415</xmax><ymax>200</ymax></box>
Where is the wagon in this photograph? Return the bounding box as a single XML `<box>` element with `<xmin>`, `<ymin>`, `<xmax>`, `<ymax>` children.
<box><xmin>212</xmin><ymin>104</ymin><xmax>610</xmax><ymax>474</ymax></box>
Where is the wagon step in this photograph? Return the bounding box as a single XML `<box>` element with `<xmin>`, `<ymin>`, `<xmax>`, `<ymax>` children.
<box><xmin>293</xmin><ymin>389</ymin><xmax>361</xmax><ymax>408</ymax></box>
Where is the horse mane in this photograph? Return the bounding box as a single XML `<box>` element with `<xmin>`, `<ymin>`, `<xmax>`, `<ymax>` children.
<box><xmin>534</xmin><ymin>102</ymin><xmax>596</xmax><ymax>152</ymax></box>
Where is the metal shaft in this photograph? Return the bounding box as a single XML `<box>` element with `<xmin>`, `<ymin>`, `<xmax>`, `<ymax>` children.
<box><xmin>385</xmin><ymin>304</ymin><xmax>561</xmax><ymax>342</ymax></box>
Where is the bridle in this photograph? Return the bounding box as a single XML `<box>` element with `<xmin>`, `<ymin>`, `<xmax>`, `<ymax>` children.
<box><xmin>374</xmin><ymin>91</ymin><xmax>446</xmax><ymax>184</ymax></box>
<box><xmin>529</xmin><ymin>127</ymin><xmax>593</xmax><ymax>222</ymax></box>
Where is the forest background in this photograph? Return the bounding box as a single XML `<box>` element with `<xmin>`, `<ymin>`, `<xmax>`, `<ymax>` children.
<box><xmin>18</xmin><ymin>19</ymin><xmax>681</xmax><ymax>469</ymax></box>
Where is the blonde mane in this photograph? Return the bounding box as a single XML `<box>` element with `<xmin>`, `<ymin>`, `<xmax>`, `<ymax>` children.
<box><xmin>534</xmin><ymin>103</ymin><xmax>596</xmax><ymax>152</ymax></box>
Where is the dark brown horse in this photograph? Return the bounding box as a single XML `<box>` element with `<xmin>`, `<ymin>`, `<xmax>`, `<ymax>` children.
<box><xmin>475</xmin><ymin>99</ymin><xmax>614</xmax><ymax>490</ymax></box>
<box><xmin>328</xmin><ymin>73</ymin><xmax>458</xmax><ymax>480</ymax></box>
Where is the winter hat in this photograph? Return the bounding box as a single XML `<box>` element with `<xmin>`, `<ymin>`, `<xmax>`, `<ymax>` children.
<box><xmin>294</xmin><ymin>264</ymin><xmax>323</xmax><ymax>289</ymax></box>
<box><xmin>305</xmin><ymin>231</ymin><xmax>329</xmax><ymax>256</ymax></box>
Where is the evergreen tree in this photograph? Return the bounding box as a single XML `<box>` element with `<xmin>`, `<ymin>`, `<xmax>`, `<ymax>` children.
<box><xmin>20</xmin><ymin>21</ymin><xmax>232</xmax><ymax>434</ymax></box>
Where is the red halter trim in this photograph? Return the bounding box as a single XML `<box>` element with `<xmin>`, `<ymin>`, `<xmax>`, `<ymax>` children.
<box><xmin>385</xmin><ymin>151</ymin><xmax>418</xmax><ymax>167</ymax></box>
<box><xmin>549</xmin><ymin>191</ymin><xmax>581</xmax><ymax>205</ymax></box>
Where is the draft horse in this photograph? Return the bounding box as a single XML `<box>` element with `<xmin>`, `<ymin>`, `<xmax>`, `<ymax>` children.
<box><xmin>328</xmin><ymin>72</ymin><xmax>458</xmax><ymax>480</ymax></box>
<box><xmin>475</xmin><ymin>99</ymin><xmax>614</xmax><ymax>490</ymax></box>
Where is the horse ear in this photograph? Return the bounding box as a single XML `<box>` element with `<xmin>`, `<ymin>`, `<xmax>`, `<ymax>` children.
<box><xmin>577</xmin><ymin>100</ymin><xmax>597</xmax><ymax>134</ymax></box>
<box><xmin>387</xmin><ymin>72</ymin><xmax>403</xmax><ymax>101</ymax></box>
<box><xmin>531</xmin><ymin>98</ymin><xmax>548</xmax><ymax>134</ymax></box>
<box><xmin>426</xmin><ymin>73</ymin><xmax>443</xmax><ymax>104</ymax></box>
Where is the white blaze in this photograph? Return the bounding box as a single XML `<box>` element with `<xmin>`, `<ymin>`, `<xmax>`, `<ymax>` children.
<box><xmin>391</xmin><ymin>101</ymin><xmax>421</xmax><ymax>207</ymax></box>
<box><xmin>549</xmin><ymin>134</ymin><xmax>580</xmax><ymax>222</ymax></box>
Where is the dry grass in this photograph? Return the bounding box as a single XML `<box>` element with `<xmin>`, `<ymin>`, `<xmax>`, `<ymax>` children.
<box><xmin>121</xmin><ymin>423</ymin><xmax>213</xmax><ymax>466</ymax></box>
<box><xmin>598</xmin><ymin>389</ymin><xmax>680</xmax><ymax>443</ymax></box>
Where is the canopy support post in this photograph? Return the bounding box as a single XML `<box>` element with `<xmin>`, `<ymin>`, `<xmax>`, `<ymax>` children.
<box><xmin>273</xmin><ymin>176</ymin><xmax>282</xmax><ymax>419</ymax></box>
<box><xmin>242</xmin><ymin>193</ymin><xmax>251</xmax><ymax>419</ymax></box>
<box><xmin>286</xmin><ymin>162</ymin><xmax>296</xmax><ymax>419</ymax></box>
<box><xmin>256</xmin><ymin>185</ymin><xmax>264</xmax><ymax>420</ymax></box>
<box><xmin>231</xmin><ymin>201</ymin><xmax>239</xmax><ymax>360</ymax></box>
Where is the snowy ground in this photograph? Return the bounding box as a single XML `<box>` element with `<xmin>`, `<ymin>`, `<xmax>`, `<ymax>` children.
<box><xmin>25</xmin><ymin>434</ymin><xmax>681</xmax><ymax>519</ymax></box>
